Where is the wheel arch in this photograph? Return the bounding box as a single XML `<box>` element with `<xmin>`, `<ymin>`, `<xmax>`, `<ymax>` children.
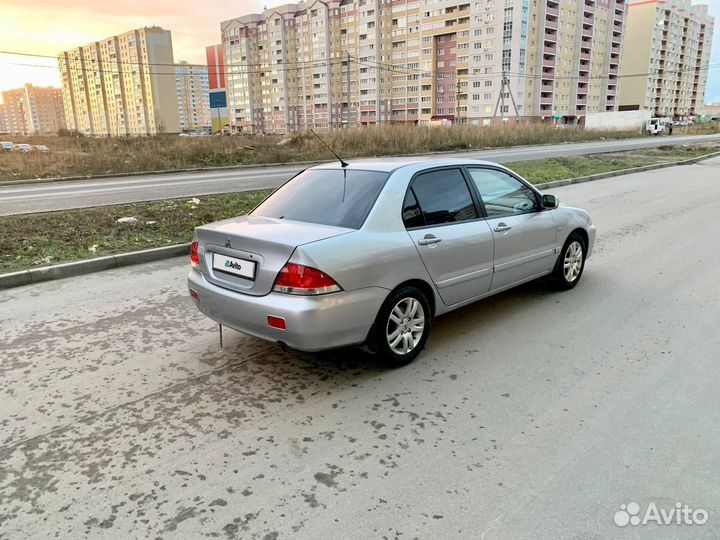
<box><xmin>364</xmin><ymin>278</ymin><xmax>437</xmax><ymax>354</ymax></box>
<box><xmin>390</xmin><ymin>278</ymin><xmax>437</xmax><ymax>318</ymax></box>
<box><xmin>567</xmin><ymin>227</ymin><xmax>589</xmax><ymax>249</ymax></box>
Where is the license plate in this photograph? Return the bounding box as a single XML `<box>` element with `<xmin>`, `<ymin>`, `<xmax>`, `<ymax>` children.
<box><xmin>212</xmin><ymin>253</ymin><xmax>256</xmax><ymax>280</ymax></box>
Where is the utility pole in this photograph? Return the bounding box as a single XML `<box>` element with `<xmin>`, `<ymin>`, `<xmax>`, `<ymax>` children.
<box><xmin>456</xmin><ymin>78</ymin><xmax>463</xmax><ymax>125</ymax></box>
<box><xmin>492</xmin><ymin>70</ymin><xmax>521</xmax><ymax>124</ymax></box>
<box><xmin>500</xmin><ymin>71</ymin><xmax>506</xmax><ymax>124</ymax></box>
<box><xmin>346</xmin><ymin>53</ymin><xmax>351</xmax><ymax>129</ymax></box>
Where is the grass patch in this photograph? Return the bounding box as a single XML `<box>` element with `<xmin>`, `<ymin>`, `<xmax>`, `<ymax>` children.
<box><xmin>507</xmin><ymin>143</ymin><xmax>720</xmax><ymax>184</ymax></box>
<box><xmin>3</xmin><ymin>123</ymin><xmax>709</xmax><ymax>181</ymax></box>
<box><xmin>0</xmin><ymin>191</ymin><xmax>270</xmax><ymax>274</ymax></box>
<box><xmin>2</xmin><ymin>143</ymin><xmax>718</xmax><ymax>275</ymax></box>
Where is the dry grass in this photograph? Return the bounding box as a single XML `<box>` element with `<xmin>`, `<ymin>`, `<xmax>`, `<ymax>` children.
<box><xmin>4</xmin><ymin>123</ymin><xmax>714</xmax><ymax>181</ymax></box>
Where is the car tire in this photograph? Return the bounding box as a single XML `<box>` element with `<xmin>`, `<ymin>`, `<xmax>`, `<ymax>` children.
<box><xmin>551</xmin><ymin>232</ymin><xmax>587</xmax><ymax>290</ymax></box>
<box><xmin>372</xmin><ymin>286</ymin><xmax>432</xmax><ymax>368</ymax></box>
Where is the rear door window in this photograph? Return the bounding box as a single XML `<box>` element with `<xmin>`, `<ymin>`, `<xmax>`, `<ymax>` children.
<box><xmin>407</xmin><ymin>168</ymin><xmax>478</xmax><ymax>227</ymax></box>
<box><xmin>252</xmin><ymin>169</ymin><xmax>390</xmax><ymax>229</ymax></box>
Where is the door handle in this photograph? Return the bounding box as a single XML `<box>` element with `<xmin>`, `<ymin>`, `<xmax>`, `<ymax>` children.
<box><xmin>494</xmin><ymin>222</ymin><xmax>512</xmax><ymax>233</ymax></box>
<box><xmin>418</xmin><ymin>235</ymin><xmax>442</xmax><ymax>246</ymax></box>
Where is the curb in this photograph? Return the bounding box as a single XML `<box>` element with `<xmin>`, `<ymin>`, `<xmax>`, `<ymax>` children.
<box><xmin>0</xmin><ymin>243</ymin><xmax>190</xmax><ymax>290</ymax></box>
<box><xmin>537</xmin><ymin>150</ymin><xmax>720</xmax><ymax>189</ymax></box>
<box><xmin>1</xmin><ymin>150</ymin><xmax>719</xmax><ymax>291</ymax></box>
<box><xmin>2</xmin><ymin>132</ymin><xmax>718</xmax><ymax>187</ymax></box>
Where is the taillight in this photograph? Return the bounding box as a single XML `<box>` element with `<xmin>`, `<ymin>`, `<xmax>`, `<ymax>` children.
<box><xmin>190</xmin><ymin>241</ymin><xmax>199</xmax><ymax>267</ymax></box>
<box><xmin>273</xmin><ymin>263</ymin><xmax>342</xmax><ymax>295</ymax></box>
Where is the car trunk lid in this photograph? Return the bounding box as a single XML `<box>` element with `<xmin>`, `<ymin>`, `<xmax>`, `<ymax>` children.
<box><xmin>195</xmin><ymin>215</ymin><xmax>352</xmax><ymax>295</ymax></box>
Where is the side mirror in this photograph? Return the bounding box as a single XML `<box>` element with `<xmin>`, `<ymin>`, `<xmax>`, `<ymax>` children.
<box><xmin>542</xmin><ymin>194</ymin><xmax>559</xmax><ymax>209</ymax></box>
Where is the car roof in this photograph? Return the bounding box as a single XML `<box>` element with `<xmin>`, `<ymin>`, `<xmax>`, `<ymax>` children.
<box><xmin>310</xmin><ymin>157</ymin><xmax>502</xmax><ymax>173</ymax></box>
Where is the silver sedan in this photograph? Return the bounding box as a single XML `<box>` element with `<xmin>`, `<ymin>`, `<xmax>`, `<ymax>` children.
<box><xmin>188</xmin><ymin>158</ymin><xmax>596</xmax><ymax>366</ymax></box>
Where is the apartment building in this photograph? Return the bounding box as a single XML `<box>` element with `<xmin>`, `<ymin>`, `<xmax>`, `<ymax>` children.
<box><xmin>220</xmin><ymin>0</ymin><xmax>627</xmax><ymax>133</ymax></box>
<box><xmin>618</xmin><ymin>0</ymin><xmax>713</xmax><ymax>118</ymax></box>
<box><xmin>0</xmin><ymin>84</ymin><xmax>67</xmax><ymax>136</ymax></box>
<box><xmin>206</xmin><ymin>44</ymin><xmax>230</xmax><ymax>132</ymax></box>
<box><xmin>58</xmin><ymin>27</ymin><xmax>181</xmax><ymax>136</ymax></box>
<box><xmin>0</xmin><ymin>104</ymin><xmax>8</xmax><ymax>135</ymax></box>
<box><xmin>175</xmin><ymin>62</ymin><xmax>212</xmax><ymax>133</ymax></box>
<box><xmin>524</xmin><ymin>0</ymin><xmax>627</xmax><ymax>122</ymax></box>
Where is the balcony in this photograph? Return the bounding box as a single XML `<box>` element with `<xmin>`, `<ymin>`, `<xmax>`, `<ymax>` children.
<box><xmin>582</xmin><ymin>27</ymin><xmax>593</xmax><ymax>38</ymax></box>
<box><xmin>544</xmin><ymin>45</ymin><xmax>557</xmax><ymax>55</ymax></box>
<box><xmin>543</xmin><ymin>57</ymin><xmax>556</xmax><ymax>69</ymax></box>
<box><xmin>576</xmin><ymin>97</ymin><xmax>587</xmax><ymax>105</ymax></box>
<box><xmin>580</xmin><ymin>51</ymin><xmax>591</xmax><ymax>61</ymax></box>
<box><xmin>546</xmin><ymin>5</ymin><xmax>559</xmax><ymax>16</ymax></box>
<box><xmin>613</xmin><ymin>22</ymin><xmax>622</xmax><ymax>32</ymax></box>
<box><xmin>609</xmin><ymin>66</ymin><xmax>618</xmax><ymax>76</ymax></box>
<box><xmin>578</xmin><ymin>73</ymin><xmax>590</xmax><ymax>83</ymax></box>
<box><xmin>611</xmin><ymin>45</ymin><xmax>621</xmax><ymax>54</ymax></box>
<box><xmin>541</xmin><ymin>83</ymin><xmax>554</xmax><ymax>92</ymax></box>
<box><xmin>544</xmin><ymin>29</ymin><xmax>558</xmax><ymax>42</ymax></box>
<box><xmin>583</xmin><ymin>15</ymin><xmax>593</xmax><ymax>25</ymax></box>
<box><xmin>540</xmin><ymin>95</ymin><xmax>554</xmax><ymax>105</ymax></box>
<box><xmin>579</xmin><ymin>62</ymin><xmax>590</xmax><ymax>73</ymax></box>
<box><xmin>545</xmin><ymin>18</ymin><xmax>558</xmax><ymax>30</ymax></box>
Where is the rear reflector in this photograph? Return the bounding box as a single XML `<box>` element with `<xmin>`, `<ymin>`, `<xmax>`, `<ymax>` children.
<box><xmin>273</xmin><ymin>262</ymin><xmax>341</xmax><ymax>295</ymax></box>
<box><xmin>190</xmin><ymin>241</ymin><xmax>199</xmax><ymax>267</ymax></box>
<box><xmin>189</xmin><ymin>288</ymin><xmax>199</xmax><ymax>301</ymax></box>
<box><xmin>267</xmin><ymin>316</ymin><xmax>286</xmax><ymax>330</ymax></box>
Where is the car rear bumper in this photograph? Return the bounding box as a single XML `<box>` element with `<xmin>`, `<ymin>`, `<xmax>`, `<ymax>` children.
<box><xmin>188</xmin><ymin>269</ymin><xmax>388</xmax><ymax>351</ymax></box>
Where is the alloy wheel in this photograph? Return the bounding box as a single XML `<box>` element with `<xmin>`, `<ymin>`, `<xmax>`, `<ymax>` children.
<box><xmin>563</xmin><ymin>240</ymin><xmax>584</xmax><ymax>282</ymax></box>
<box><xmin>386</xmin><ymin>297</ymin><xmax>425</xmax><ymax>355</ymax></box>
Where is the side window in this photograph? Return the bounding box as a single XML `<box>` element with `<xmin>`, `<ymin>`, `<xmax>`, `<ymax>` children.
<box><xmin>409</xmin><ymin>169</ymin><xmax>478</xmax><ymax>226</ymax></box>
<box><xmin>467</xmin><ymin>168</ymin><xmax>538</xmax><ymax>217</ymax></box>
<box><xmin>402</xmin><ymin>189</ymin><xmax>425</xmax><ymax>228</ymax></box>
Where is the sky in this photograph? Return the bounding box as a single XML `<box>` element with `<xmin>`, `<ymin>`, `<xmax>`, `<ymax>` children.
<box><xmin>0</xmin><ymin>0</ymin><xmax>719</xmax><ymax>102</ymax></box>
<box><xmin>0</xmin><ymin>0</ymin><xmax>267</xmax><ymax>97</ymax></box>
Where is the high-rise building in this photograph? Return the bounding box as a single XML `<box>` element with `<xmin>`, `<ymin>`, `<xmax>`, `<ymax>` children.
<box><xmin>524</xmin><ymin>0</ymin><xmax>627</xmax><ymax>122</ymax></box>
<box><xmin>175</xmin><ymin>61</ymin><xmax>212</xmax><ymax>133</ymax></box>
<box><xmin>58</xmin><ymin>26</ymin><xmax>181</xmax><ymax>136</ymax></box>
<box><xmin>618</xmin><ymin>0</ymin><xmax>714</xmax><ymax>118</ymax></box>
<box><xmin>0</xmin><ymin>104</ymin><xmax>8</xmax><ymax>135</ymax></box>
<box><xmin>1</xmin><ymin>84</ymin><xmax>67</xmax><ymax>136</ymax></box>
<box><xmin>219</xmin><ymin>0</ymin><xmax>627</xmax><ymax>134</ymax></box>
<box><xmin>206</xmin><ymin>44</ymin><xmax>229</xmax><ymax>132</ymax></box>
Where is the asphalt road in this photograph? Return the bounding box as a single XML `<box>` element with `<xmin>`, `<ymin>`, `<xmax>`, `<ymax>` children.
<box><xmin>2</xmin><ymin>158</ymin><xmax>720</xmax><ymax>540</ymax></box>
<box><xmin>1</xmin><ymin>132</ymin><xmax>719</xmax><ymax>216</ymax></box>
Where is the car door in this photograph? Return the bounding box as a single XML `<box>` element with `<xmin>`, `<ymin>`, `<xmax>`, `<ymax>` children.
<box><xmin>466</xmin><ymin>167</ymin><xmax>558</xmax><ymax>291</ymax></box>
<box><xmin>403</xmin><ymin>167</ymin><xmax>495</xmax><ymax>306</ymax></box>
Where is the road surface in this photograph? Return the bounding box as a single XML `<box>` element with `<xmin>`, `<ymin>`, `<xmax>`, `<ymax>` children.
<box><xmin>1</xmin><ymin>132</ymin><xmax>719</xmax><ymax>216</ymax></box>
<box><xmin>1</xmin><ymin>157</ymin><xmax>720</xmax><ymax>539</ymax></box>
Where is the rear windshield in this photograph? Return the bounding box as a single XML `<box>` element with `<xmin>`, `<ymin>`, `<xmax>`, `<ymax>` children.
<box><xmin>251</xmin><ymin>168</ymin><xmax>390</xmax><ymax>229</ymax></box>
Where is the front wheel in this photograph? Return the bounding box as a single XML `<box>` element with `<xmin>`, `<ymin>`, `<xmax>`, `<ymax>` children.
<box><xmin>551</xmin><ymin>233</ymin><xmax>586</xmax><ymax>290</ymax></box>
<box><xmin>372</xmin><ymin>286</ymin><xmax>431</xmax><ymax>367</ymax></box>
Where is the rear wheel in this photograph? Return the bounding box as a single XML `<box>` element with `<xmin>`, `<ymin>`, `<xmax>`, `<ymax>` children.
<box><xmin>372</xmin><ymin>286</ymin><xmax>431</xmax><ymax>367</ymax></box>
<box><xmin>551</xmin><ymin>232</ymin><xmax>586</xmax><ymax>290</ymax></box>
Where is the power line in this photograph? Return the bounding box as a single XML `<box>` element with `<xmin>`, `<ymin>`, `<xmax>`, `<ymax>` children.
<box><xmin>1</xmin><ymin>60</ymin><xmax>344</xmax><ymax>77</ymax></box>
<box><xmin>4</xmin><ymin>46</ymin><xmax>718</xmax><ymax>85</ymax></box>
<box><xmin>0</xmin><ymin>49</ymin><xmax>339</xmax><ymax>69</ymax></box>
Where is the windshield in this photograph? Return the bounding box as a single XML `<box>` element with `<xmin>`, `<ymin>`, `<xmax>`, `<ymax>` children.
<box><xmin>251</xmin><ymin>168</ymin><xmax>390</xmax><ymax>229</ymax></box>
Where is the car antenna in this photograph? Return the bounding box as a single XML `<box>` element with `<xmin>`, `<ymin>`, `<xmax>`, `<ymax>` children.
<box><xmin>309</xmin><ymin>128</ymin><xmax>348</xmax><ymax>168</ymax></box>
